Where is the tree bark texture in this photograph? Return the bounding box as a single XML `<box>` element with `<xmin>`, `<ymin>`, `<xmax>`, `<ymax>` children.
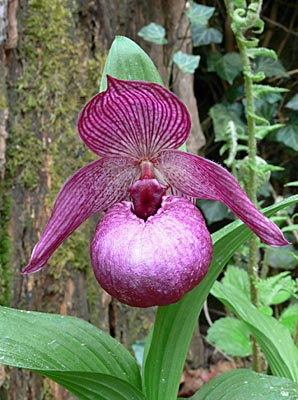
<box><xmin>0</xmin><ymin>1</ymin><xmax>205</xmax><ymax>398</ymax></box>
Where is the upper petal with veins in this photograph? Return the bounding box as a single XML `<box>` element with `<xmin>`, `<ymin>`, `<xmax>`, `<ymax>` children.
<box><xmin>78</xmin><ymin>76</ymin><xmax>191</xmax><ymax>159</ymax></box>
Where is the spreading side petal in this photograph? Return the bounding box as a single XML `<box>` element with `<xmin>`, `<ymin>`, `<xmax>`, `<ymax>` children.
<box><xmin>156</xmin><ymin>150</ymin><xmax>288</xmax><ymax>247</ymax></box>
<box><xmin>22</xmin><ymin>156</ymin><xmax>139</xmax><ymax>274</ymax></box>
<box><xmin>78</xmin><ymin>76</ymin><xmax>191</xmax><ymax>159</ymax></box>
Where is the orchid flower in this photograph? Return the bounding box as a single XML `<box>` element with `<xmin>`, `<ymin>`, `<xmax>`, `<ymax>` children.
<box><xmin>23</xmin><ymin>76</ymin><xmax>288</xmax><ymax>307</ymax></box>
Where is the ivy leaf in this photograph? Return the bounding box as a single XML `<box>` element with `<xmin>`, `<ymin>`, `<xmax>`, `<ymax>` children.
<box><xmin>186</xmin><ymin>2</ymin><xmax>215</xmax><ymax>26</ymax></box>
<box><xmin>186</xmin><ymin>2</ymin><xmax>221</xmax><ymax>47</ymax></box>
<box><xmin>208</xmin><ymin>52</ymin><xmax>242</xmax><ymax>84</ymax></box>
<box><xmin>268</xmin><ymin>244</ymin><xmax>298</xmax><ymax>270</ymax></box>
<box><xmin>137</xmin><ymin>23</ymin><xmax>168</xmax><ymax>45</ymax></box>
<box><xmin>209</xmin><ymin>102</ymin><xmax>246</xmax><ymax>141</ymax></box>
<box><xmin>172</xmin><ymin>51</ymin><xmax>200</xmax><ymax>74</ymax></box>
<box><xmin>192</xmin><ymin>26</ymin><xmax>222</xmax><ymax>46</ymax></box>
<box><xmin>286</xmin><ymin>94</ymin><xmax>298</xmax><ymax>110</ymax></box>
<box><xmin>254</xmin><ymin>56</ymin><xmax>289</xmax><ymax>78</ymax></box>
<box><xmin>197</xmin><ymin>200</ymin><xmax>232</xmax><ymax>224</ymax></box>
<box><xmin>275</xmin><ymin>122</ymin><xmax>298</xmax><ymax>152</ymax></box>
<box><xmin>207</xmin><ymin>317</ymin><xmax>252</xmax><ymax>357</ymax></box>
<box><xmin>253</xmin><ymin>97</ymin><xmax>280</xmax><ymax>123</ymax></box>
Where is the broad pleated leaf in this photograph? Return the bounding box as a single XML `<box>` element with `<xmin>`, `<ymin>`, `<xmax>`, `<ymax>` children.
<box><xmin>191</xmin><ymin>369</ymin><xmax>298</xmax><ymax>400</ymax></box>
<box><xmin>0</xmin><ymin>307</ymin><xmax>142</xmax><ymax>392</ymax></box>
<box><xmin>212</xmin><ymin>282</ymin><xmax>298</xmax><ymax>382</ymax></box>
<box><xmin>42</xmin><ymin>372</ymin><xmax>146</xmax><ymax>400</ymax></box>
<box><xmin>142</xmin><ymin>195</ymin><xmax>298</xmax><ymax>400</ymax></box>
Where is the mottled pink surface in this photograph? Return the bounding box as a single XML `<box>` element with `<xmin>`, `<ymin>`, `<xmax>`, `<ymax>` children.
<box><xmin>91</xmin><ymin>196</ymin><xmax>213</xmax><ymax>307</ymax></box>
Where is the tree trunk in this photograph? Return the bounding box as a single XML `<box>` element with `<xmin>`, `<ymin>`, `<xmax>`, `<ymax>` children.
<box><xmin>0</xmin><ymin>1</ymin><xmax>205</xmax><ymax>398</ymax></box>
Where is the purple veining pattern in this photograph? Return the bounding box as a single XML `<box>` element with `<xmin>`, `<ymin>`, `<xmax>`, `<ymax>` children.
<box><xmin>23</xmin><ymin>76</ymin><xmax>288</xmax><ymax>307</ymax></box>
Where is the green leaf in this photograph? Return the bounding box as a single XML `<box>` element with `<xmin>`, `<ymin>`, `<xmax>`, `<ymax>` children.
<box><xmin>254</xmin><ymin>56</ymin><xmax>289</xmax><ymax>78</ymax></box>
<box><xmin>142</xmin><ymin>195</ymin><xmax>298</xmax><ymax>400</ymax></box>
<box><xmin>256</xmin><ymin>272</ymin><xmax>298</xmax><ymax>307</ymax></box>
<box><xmin>100</xmin><ymin>36</ymin><xmax>164</xmax><ymax>91</ymax></box>
<box><xmin>272</xmin><ymin>110</ymin><xmax>298</xmax><ymax>152</ymax></box>
<box><xmin>255</xmin><ymin>124</ymin><xmax>284</xmax><ymax>140</ymax></box>
<box><xmin>209</xmin><ymin>102</ymin><xmax>246</xmax><ymax>141</ymax></box>
<box><xmin>279</xmin><ymin>304</ymin><xmax>298</xmax><ymax>335</ymax></box>
<box><xmin>253</xmin><ymin>97</ymin><xmax>280</xmax><ymax>123</ymax></box>
<box><xmin>211</xmin><ymin>282</ymin><xmax>298</xmax><ymax>382</ymax></box>
<box><xmin>43</xmin><ymin>372</ymin><xmax>146</xmax><ymax>400</ymax></box>
<box><xmin>0</xmin><ymin>307</ymin><xmax>142</xmax><ymax>397</ymax></box>
<box><xmin>186</xmin><ymin>3</ymin><xmax>215</xmax><ymax>26</ymax></box>
<box><xmin>283</xmin><ymin>224</ymin><xmax>298</xmax><ymax>233</ymax></box>
<box><xmin>221</xmin><ymin>265</ymin><xmax>250</xmax><ymax>299</ymax></box>
<box><xmin>247</xmin><ymin>47</ymin><xmax>277</xmax><ymax>60</ymax></box>
<box><xmin>275</xmin><ymin>123</ymin><xmax>298</xmax><ymax>152</ymax></box>
<box><xmin>172</xmin><ymin>51</ymin><xmax>200</xmax><ymax>74</ymax></box>
<box><xmin>259</xmin><ymin>306</ymin><xmax>273</xmax><ymax>316</ymax></box>
<box><xmin>286</xmin><ymin>94</ymin><xmax>298</xmax><ymax>110</ymax></box>
<box><xmin>247</xmin><ymin>70</ymin><xmax>266</xmax><ymax>82</ymax></box>
<box><xmin>207</xmin><ymin>317</ymin><xmax>251</xmax><ymax>357</ymax></box>
<box><xmin>253</xmin><ymin>84</ymin><xmax>288</xmax><ymax>99</ymax></box>
<box><xmin>284</xmin><ymin>181</ymin><xmax>298</xmax><ymax>187</ymax></box>
<box><xmin>137</xmin><ymin>23</ymin><xmax>168</xmax><ymax>45</ymax></box>
<box><xmin>192</xmin><ymin>26</ymin><xmax>223</xmax><ymax>47</ymax></box>
<box><xmin>191</xmin><ymin>369</ymin><xmax>298</xmax><ymax>400</ymax></box>
<box><xmin>268</xmin><ymin>245</ymin><xmax>298</xmax><ymax>270</ymax></box>
<box><xmin>208</xmin><ymin>52</ymin><xmax>243</xmax><ymax>84</ymax></box>
<box><xmin>197</xmin><ymin>199</ymin><xmax>232</xmax><ymax>224</ymax></box>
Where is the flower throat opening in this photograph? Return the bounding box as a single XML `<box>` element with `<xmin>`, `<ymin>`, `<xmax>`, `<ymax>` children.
<box><xmin>129</xmin><ymin>161</ymin><xmax>167</xmax><ymax>220</ymax></box>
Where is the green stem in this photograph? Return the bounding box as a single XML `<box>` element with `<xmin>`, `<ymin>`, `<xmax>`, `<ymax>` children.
<box><xmin>261</xmin><ymin>248</ymin><xmax>270</xmax><ymax>279</ymax></box>
<box><xmin>237</xmin><ymin>34</ymin><xmax>261</xmax><ymax>372</ymax></box>
<box><xmin>293</xmin><ymin>319</ymin><xmax>298</xmax><ymax>347</ymax></box>
<box><xmin>225</xmin><ymin>0</ymin><xmax>262</xmax><ymax>372</ymax></box>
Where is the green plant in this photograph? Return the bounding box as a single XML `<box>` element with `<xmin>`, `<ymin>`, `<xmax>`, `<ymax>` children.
<box><xmin>1</xmin><ymin>1</ymin><xmax>298</xmax><ymax>398</ymax></box>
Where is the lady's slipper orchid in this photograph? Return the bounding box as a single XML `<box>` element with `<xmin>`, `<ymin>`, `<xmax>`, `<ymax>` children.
<box><xmin>23</xmin><ymin>76</ymin><xmax>288</xmax><ymax>308</ymax></box>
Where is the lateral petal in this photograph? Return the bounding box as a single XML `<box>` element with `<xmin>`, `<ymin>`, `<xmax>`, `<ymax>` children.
<box><xmin>78</xmin><ymin>76</ymin><xmax>191</xmax><ymax>159</ymax></box>
<box><xmin>156</xmin><ymin>150</ymin><xmax>288</xmax><ymax>247</ymax></box>
<box><xmin>22</xmin><ymin>156</ymin><xmax>138</xmax><ymax>274</ymax></box>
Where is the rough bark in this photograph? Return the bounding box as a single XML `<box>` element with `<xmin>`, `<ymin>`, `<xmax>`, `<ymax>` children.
<box><xmin>0</xmin><ymin>1</ymin><xmax>205</xmax><ymax>398</ymax></box>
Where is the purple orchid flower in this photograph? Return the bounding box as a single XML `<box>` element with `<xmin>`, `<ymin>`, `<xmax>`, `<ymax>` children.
<box><xmin>23</xmin><ymin>76</ymin><xmax>288</xmax><ymax>308</ymax></box>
